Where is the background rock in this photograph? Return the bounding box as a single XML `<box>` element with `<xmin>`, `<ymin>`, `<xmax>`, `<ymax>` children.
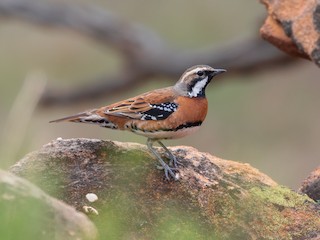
<box><xmin>10</xmin><ymin>138</ymin><xmax>320</xmax><ymax>239</ymax></box>
<box><xmin>300</xmin><ymin>165</ymin><xmax>320</xmax><ymax>202</ymax></box>
<box><xmin>260</xmin><ymin>0</ymin><xmax>320</xmax><ymax>66</ymax></box>
<box><xmin>0</xmin><ymin>169</ymin><xmax>97</xmax><ymax>240</ymax></box>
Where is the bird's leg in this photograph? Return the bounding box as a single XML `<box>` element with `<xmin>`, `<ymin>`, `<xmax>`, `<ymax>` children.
<box><xmin>147</xmin><ymin>139</ymin><xmax>178</xmax><ymax>180</ymax></box>
<box><xmin>157</xmin><ymin>140</ymin><xmax>182</xmax><ymax>168</ymax></box>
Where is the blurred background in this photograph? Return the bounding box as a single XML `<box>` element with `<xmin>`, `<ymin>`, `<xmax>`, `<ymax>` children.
<box><xmin>0</xmin><ymin>0</ymin><xmax>319</xmax><ymax>189</ymax></box>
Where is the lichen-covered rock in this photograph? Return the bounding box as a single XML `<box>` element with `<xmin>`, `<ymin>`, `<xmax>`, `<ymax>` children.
<box><xmin>0</xmin><ymin>169</ymin><xmax>97</xmax><ymax>240</ymax></box>
<box><xmin>260</xmin><ymin>0</ymin><xmax>320</xmax><ymax>66</ymax></box>
<box><xmin>10</xmin><ymin>138</ymin><xmax>320</xmax><ymax>239</ymax></box>
<box><xmin>300</xmin><ymin>165</ymin><xmax>320</xmax><ymax>202</ymax></box>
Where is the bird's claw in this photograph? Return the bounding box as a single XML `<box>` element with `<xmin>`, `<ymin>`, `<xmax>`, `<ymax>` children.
<box><xmin>163</xmin><ymin>165</ymin><xmax>179</xmax><ymax>181</ymax></box>
<box><xmin>168</xmin><ymin>156</ymin><xmax>183</xmax><ymax>168</ymax></box>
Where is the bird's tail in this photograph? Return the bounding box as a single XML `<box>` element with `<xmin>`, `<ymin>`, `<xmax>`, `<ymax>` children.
<box><xmin>49</xmin><ymin>111</ymin><xmax>94</xmax><ymax>123</ymax></box>
<box><xmin>50</xmin><ymin>109</ymin><xmax>118</xmax><ymax>129</ymax></box>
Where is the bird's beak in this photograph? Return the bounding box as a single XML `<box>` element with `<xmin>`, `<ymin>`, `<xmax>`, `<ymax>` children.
<box><xmin>213</xmin><ymin>68</ymin><xmax>226</xmax><ymax>76</ymax></box>
<box><xmin>208</xmin><ymin>68</ymin><xmax>226</xmax><ymax>78</ymax></box>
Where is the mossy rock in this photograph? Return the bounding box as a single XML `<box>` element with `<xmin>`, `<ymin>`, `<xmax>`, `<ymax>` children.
<box><xmin>10</xmin><ymin>138</ymin><xmax>320</xmax><ymax>239</ymax></box>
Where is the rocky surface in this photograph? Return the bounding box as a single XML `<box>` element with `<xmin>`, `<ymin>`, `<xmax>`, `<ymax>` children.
<box><xmin>9</xmin><ymin>138</ymin><xmax>320</xmax><ymax>239</ymax></box>
<box><xmin>0</xmin><ymin>169</ymin><xmax>97</xmax><ymax>240</ymax></box>
<box><xmin>300</xmin><ymin>165</ymin><xmax>320</xmax><ymax>202</ymax></box>
<box><xmin>260</xmin><ymin>0</ymin><xmax>320</xmax><ymax>66</ymax></box>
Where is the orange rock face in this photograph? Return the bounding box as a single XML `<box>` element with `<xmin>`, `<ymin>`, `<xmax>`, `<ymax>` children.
<box><xmin>260</xmin><ymin>0</ymin><xmax>320</xmax><ymax>66</ymax></box>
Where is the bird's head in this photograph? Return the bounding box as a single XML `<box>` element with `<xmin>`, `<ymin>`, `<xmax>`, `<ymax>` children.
<box><xmin>174</xmin><ymin>65</ymin><xmax>226</xmax><ymax>98</ymax></box>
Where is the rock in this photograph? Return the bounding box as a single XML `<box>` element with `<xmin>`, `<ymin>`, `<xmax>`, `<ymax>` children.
<box><xmin>300</xmin><ymin>165</ymin><xmax>320</xmax><ymax>202</ymax></box>
<box><xmin>10</xmin><ymin>138</ymin><xmax>320</xmax><ymax>239</ymax></box>
<box><xmin>0</xmin><ymin>169</ymin><xmax>97</xmax><ymax>240</ymax></box>
<box><xmin>260</xmin><ymin>0</ymin><xmax>320</xmax><ymax>66</ymax></box>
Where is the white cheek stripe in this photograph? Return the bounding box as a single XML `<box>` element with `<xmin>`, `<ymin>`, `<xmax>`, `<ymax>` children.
<box><xmin>188</xmin><ymin>76</ymin><xmax>208</xmax><ymax>97</ymax></box>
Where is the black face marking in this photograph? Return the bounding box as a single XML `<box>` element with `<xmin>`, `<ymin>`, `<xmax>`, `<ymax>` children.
<box><xmin>187</xmin><ymin>76</ymin><xmax>210</xmax><ymax>98</ymax></box>
<box><xmin>197</xmin><ymin>70</ymin><xmax>204</xmax><ymax>77</ymax></box>
<box><xmin>141</xmin><ymin>102</ymin><xmax>178</xmax><ymax>120</ymax></box>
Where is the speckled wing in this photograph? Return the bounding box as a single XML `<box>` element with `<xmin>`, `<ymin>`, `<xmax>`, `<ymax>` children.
<box><xmin>100</xmin><ymin>87</ymin><xmax>178</xmax><ymax>121</ymax></box>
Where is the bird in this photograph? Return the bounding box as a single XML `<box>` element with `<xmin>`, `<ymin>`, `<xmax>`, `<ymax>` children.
<box><xmin>50</xmin><ymin>65</ymin><xmax>226</xmax><ymax>180</ymax></box>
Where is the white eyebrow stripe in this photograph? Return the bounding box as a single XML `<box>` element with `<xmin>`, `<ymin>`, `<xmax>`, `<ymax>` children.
<box><xmin>186</xmin><ymin>67</ymin><xmax>206</xmax><ymax>75</ymax></box>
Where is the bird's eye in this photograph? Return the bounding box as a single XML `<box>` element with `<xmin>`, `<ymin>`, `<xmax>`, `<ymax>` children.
<box><xmin>197</xmin><ymin>71</ymin><xmax>204</xmax><ymax>77</ymax></box>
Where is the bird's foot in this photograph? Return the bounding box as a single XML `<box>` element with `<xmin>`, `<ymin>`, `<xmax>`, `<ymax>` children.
<box><xmin>163</xmin><ymin>163</ymin><xmax>179</xmax><ymax>181</ymax></box>
<box><xmin>156</xmin><ymin>164</ymin><xmax>179</xmax><ymax>180</ymax></box>
<box><xmin>147</xmin><ymin>139</ymin><xmax>180</xmax><ymax>181</ymax></box>
<box><xmin>168</xmin><ymin>155</ymin><xmax>183</xmax><ymax>168</ymax></box>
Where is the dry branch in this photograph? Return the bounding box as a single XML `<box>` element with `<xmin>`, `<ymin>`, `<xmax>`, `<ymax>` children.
<box><xmin>0</xmin><ymin>0</ymin><xmax>295</xmax><ymax>105</ymax></box>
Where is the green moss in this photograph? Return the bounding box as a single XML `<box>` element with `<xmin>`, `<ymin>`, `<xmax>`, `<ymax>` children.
<box><xmin>201</xmin><ymin>185</ymin><xmax>318</xmax><ymax>239</ymax></box>
<box><xmin>99</xmin><ymin>144</ymin><xmax>150</xmax><ymax>166</ymax></box>
<box><xmin>154</xmin><ymin>208</ymin><xmax>219</xmax><ymax>240</ymax></box>
<box><xmin>250</xmin><ymin>185</ymin><xmax>312</xmax><ymax>208</ymax></box>
<box><xmin>94</xmin><ymin>188</ymin><xmax>219</xmax><ymax>240</ymax></box>
<box><xmin>0</xmin><ymin>185</ymin><xmax>53</xmax><ymax>240</ymax></box>
<box><xmin>245</xmin><ymin>185</ymin><xmax>318</xmax><ymax>239</ymax></box>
